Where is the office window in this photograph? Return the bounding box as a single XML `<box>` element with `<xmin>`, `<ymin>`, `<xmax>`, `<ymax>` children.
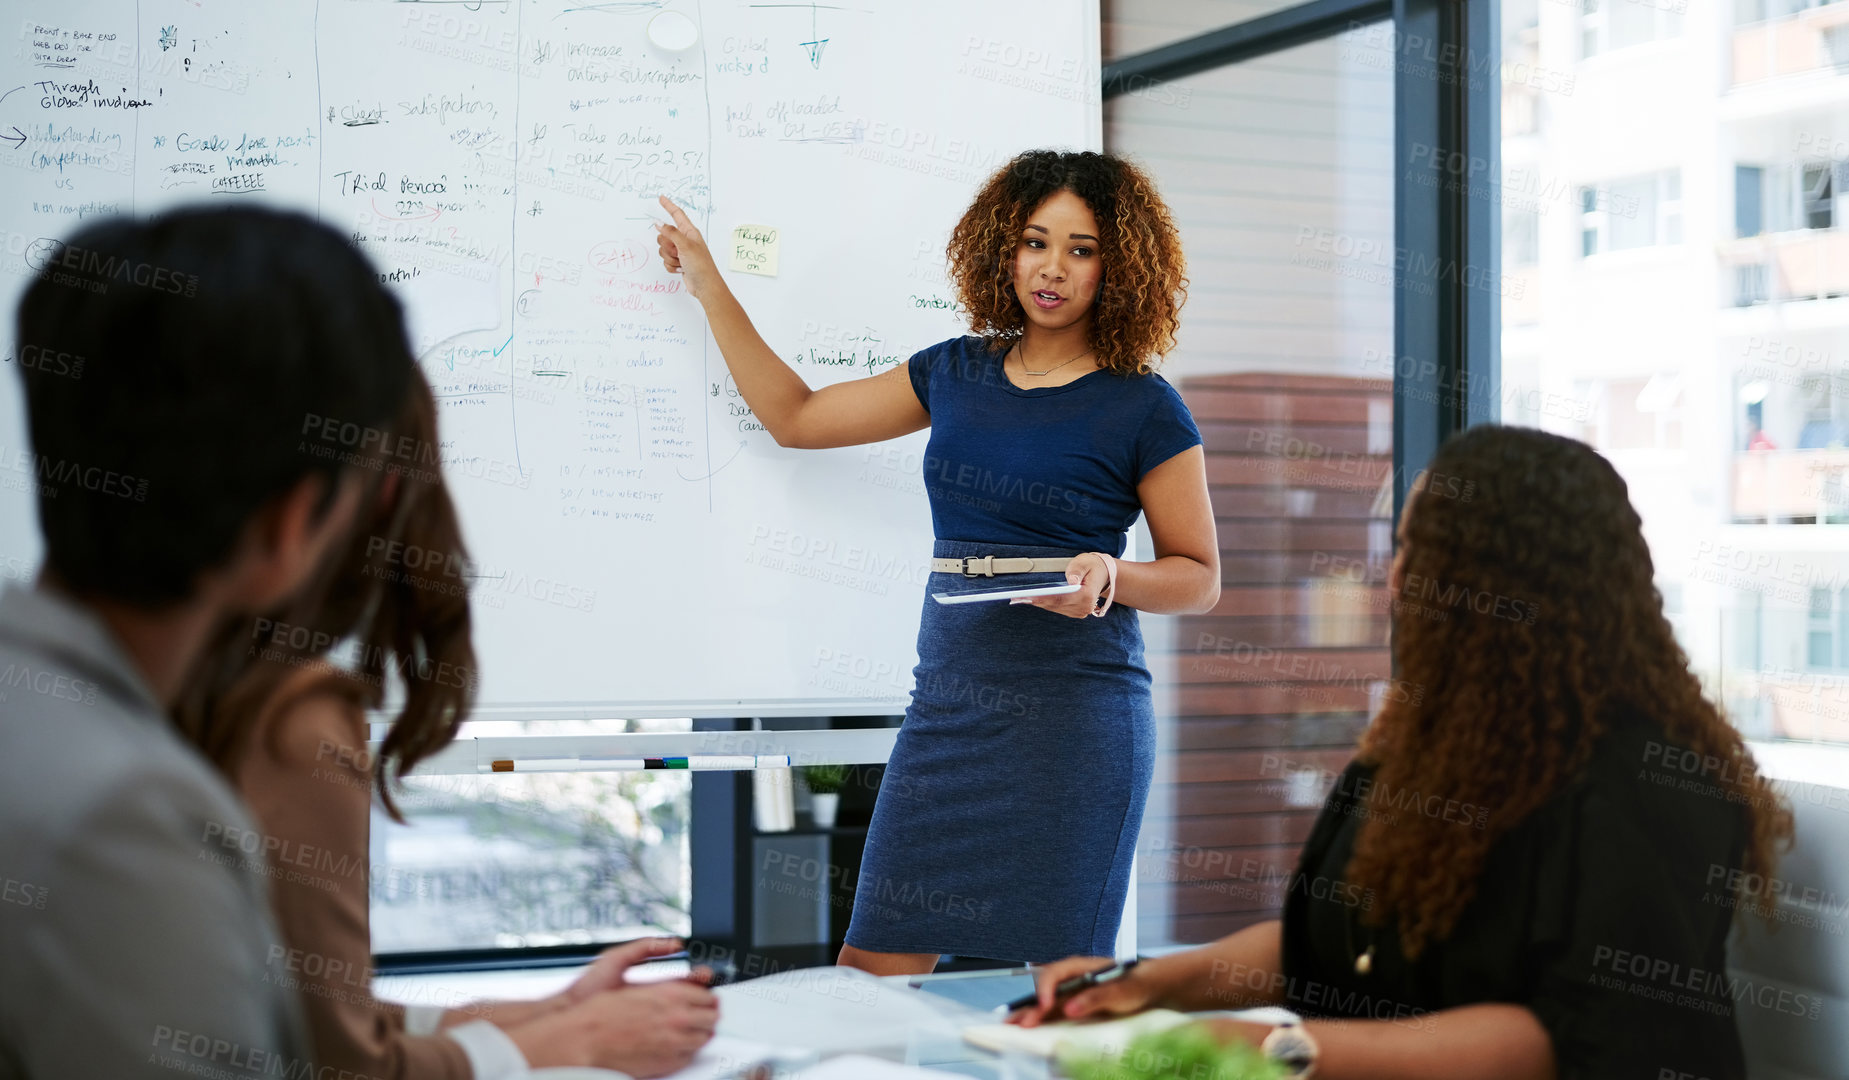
<box><xmin>1827</xmin><ymin>24</ymin><xmax>1849</xmax><ymax>69</ymax></box>
<box><xmin>1505</xmin><ymin>0</ymin><xmax>1543</xmax><ymax>136</ymax></box>
<box><xmin>1658</xmin><ymin>171</ymin><xmax>1685</xmax><ymax>243</ymax></box>
<box><xmin>1106</xmin><ymin>24</ymin><xmax>1394</xmax><ymax>947</ymax></box>
<box><xmin>1580</xmin><ymin>0</ymin><xmax>1603</xmax><ymax>57</ymax></box>
<box><xmin>1737</xmin><ymin>165</ymin><xmax>1765</xmax><ymax>237</ymax></box>
<box><xmin>1501</xmin><ymin>0</ymin><xmax>1849</xmax><ymax>744</ymax></box>
<box><xmin>1581</xmin><ymin>171</ymin><xmax>1681</xmax><ymax>254</ymax></box>
<box><xmin>1733</xmin><ymin>0</ymin><xmax>1830</xmax><ymax>25</ymax></box>
<box><xmin>1506</xmin><ymin>205</ymin><xmax>1541</xmax><ymax>266</ymax></box>
<box><xmin>1753</xmin><ymin>160</ymin><xmax>1849</xmax><ymax>233</ymax></box>
<box><xmin>1807</xmin><ymin>587</ymin><xmax>1842</xmax><ymax>671</ymax></box>
<box><xmin>1801</xmin><ymin>162</ymin><xmax>1834</xmax><ymax>230</ymax></box>
<box><xmin>1797</xmin><ymin>373</ymin><xmax>1849</xmax><ymax>448</ymax></box>
<box><xmin>1733</xmin><ymin>587</ymin><xmax>1765</xmax><ymax>669</ymax></box>
<box><xmin>1581</xmin><ymin>0</ymin><xmax>1684</xmax><ymax>57</ymax></box>
<box><xmin>369</xmin><ymin>719</ymin><xmax>693</xmax><ymax>955</ymax></box>
<box><xmin>1104</xmin><ymin>0</ymin><xmax>1338</xmax><ymax>61</ymax></box>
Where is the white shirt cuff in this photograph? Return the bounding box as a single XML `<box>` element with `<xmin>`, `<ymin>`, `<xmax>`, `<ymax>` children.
<box><xmin>403</xmin><ymin>1004</ymin><xmax>446</xmax><ymax>1037</ymax></box>
<box><xmin>445</xmin><ymin>1019</ymin><xmax>532</xmax><ymax>1080</ymax></box>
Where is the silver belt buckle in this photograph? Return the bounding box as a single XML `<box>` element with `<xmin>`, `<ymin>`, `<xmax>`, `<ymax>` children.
<box><xmin>961</xmin><ymin>555</ymin><xmax>995</xmax><ymax>578</ymax></box>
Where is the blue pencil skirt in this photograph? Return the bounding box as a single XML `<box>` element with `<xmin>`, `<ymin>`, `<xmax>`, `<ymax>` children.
<box><xmin>843</xmin><ymin>539</ymin><xmax>1156</xmax><ymax>962</ymax></box>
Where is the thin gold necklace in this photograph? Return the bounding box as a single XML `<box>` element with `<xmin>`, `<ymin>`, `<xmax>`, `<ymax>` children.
<box><xmin>1014</xmin><ymin>342</ymin><xmax>1093</xmax><ymax>377</ymax></box>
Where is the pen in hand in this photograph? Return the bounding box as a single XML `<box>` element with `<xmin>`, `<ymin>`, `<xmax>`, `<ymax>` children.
<box><xmin>1002</xmin><ymin>958</ymin><xmax>1141</xmax><ymax>1016</ymax></box>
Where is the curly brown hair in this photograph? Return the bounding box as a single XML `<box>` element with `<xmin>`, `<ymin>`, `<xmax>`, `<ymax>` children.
<box><xmin>175</xmin><ymin>369</ymin><xmax>476</xmax><ymax>821</ymax></box>
<box><xmin>946</xmin><ymin>149</ymin><xmax>1186</xmax><ymax>375</ymax></box>
<box><xmin>1346</xmin><ymin>425</ymin><xmax>1792</xmax><ymax>957</ymax></box>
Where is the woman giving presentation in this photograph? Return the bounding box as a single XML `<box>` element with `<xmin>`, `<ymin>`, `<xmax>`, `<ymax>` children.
<box><xmin>654</xmin><ymin>149</ymin><xmax>1217</xmax><ymax>975</ymax></box>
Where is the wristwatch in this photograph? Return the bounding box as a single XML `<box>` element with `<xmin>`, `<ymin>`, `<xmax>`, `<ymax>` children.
<box><xmin>1260</xmin><ymin>1018</ymin><xmax>1319</xmax><ymax>1078</ymax></box>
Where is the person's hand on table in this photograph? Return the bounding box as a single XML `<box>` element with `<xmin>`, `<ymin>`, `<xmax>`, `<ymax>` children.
<box><xmin>1015</xmin><ymin>553</ymin><xmax>1110</xmax><ymax>619</ymax></box>
<box><xmin>561</xmin><ymin>936</ymin><xmax>705</xmax><ymax>1004</ymax></box>
<box><xmin>1006</xmin><ymin>955</ymin><xmax>1160</xmax><ymax>1027</ymax></box>
<box><xmin>589</xmin><ymin>982</ymin><xmax>719</xmax><ymax>1079</ymax></box>
<box><xmin>440</xmin><ymin>937</ymin><xmax>711</xmax><ymax>1034</ymax></box>
<box><xmin>512</xmin><ymin>981</ymin><xmax>719</xmax><ymax>1078</ymax></box>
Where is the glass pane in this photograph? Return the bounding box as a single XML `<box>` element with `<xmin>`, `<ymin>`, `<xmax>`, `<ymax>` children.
<box><xmin>1507</xmin><ymin>206</ymin><xmax>1542</xmax><ymax>266</ymax></box>
<box><xmin>1105</xmin><ymin>25</ymin><xmax>1393</xmax><ymax>948</ymax></box>
<box><xmin>1105</xmin><ymin>0</ymin><xmax>1348</xmax><ymax>63</ymax></box>
<box><xmin>1499</xmin><ymin>0</ymin><xmax>1849</xmax><ymax>744</ymax></box>
<box><xmin>1801</xmin><ymin>163</ymin><xmax>1833</xmax><ymax>229</ymax></box>
<box><xmin>1607</xmin><ymin>174</ymin><xmax>1665</xmax><ymax>251</ymax></box>
<box><xmin>370</xmin><ymin>719</ymin><xmax>692</xmax><ymax>954</ymax></box>
<box><xmin>1736</xmin><ymin>165</ymin><xmax>1765</xmax><ymax>237</ymax></box>
<box><xmin>1732</xmin><ymin>589</ymin><xmax>1765</xmax><ymax>667</ymax></box>
<box><xmin>1608</xmin><ymin>0</ymin><xmax>1659</xmax><ymax>51</ymax></box>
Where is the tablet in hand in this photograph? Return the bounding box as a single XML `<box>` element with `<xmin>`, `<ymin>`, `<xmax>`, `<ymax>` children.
<box><xmin>931</xmin><ymin>582</ymin><xmax>1082</xmax><ymax>605</ymax></box>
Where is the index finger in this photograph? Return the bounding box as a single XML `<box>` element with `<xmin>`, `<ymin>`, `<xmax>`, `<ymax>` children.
<box><xmin>658</xmin><ymin>194</ymin><xmax>695</xmax><ymax>230</ymax></box>
<box><xmin>608</xmin><ymin>935</ymin><xmax>684</xmax><ymax>966</ymax></box>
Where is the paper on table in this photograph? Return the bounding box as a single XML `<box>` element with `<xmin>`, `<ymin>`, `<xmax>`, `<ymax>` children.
<box><xmin>593</xmin><ymin>1052</ymin><xmax>974</xmax><ymax>1080</ymax></box>
<box><xmin>793</xmin><ymin>1055</ymin><xmax>966</xmax><ymax>1078</ymax></box>
<box><xmin>655</xmin><ymin>1034</ymin><xmax>818</xmax><ymax>1080</ymax></box>
<box><xmin>961</xmin><ymin>1009</ymin><xmax>1193</xmax><ymax>1059</ymax></box>
<box><xmin>714</xmin><ymin>967</ymin><xmax>971</xmax><ymax>1056</ymax></box>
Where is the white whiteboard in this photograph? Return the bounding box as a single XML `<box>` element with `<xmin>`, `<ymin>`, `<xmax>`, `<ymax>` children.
<box><xmin>0</xmin><ymin>0</ymin><xmax>1101</xmax><ymax>716</ymax></box>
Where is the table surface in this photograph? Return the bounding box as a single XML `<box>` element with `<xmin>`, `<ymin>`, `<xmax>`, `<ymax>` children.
<box><xmin>380</xmin><ymin>958</ymin><xmax>1279</xmax><ymax>1078</ymax></box>
<box><xmin>714</xmin><ymin>967</ymin><xmax>1054</xmax><ymax>1079</ymax></box>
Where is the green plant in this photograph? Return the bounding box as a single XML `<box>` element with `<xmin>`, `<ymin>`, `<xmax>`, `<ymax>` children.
<box><xmin>1056</xmin><ymin>1023</ymin><xmax>1288</xmax><ymax>1080</ymax></box>
<box><xmin>800</xmin><ymin>764</ymin><xmax>850</xmax><ymax>796</ymax></box>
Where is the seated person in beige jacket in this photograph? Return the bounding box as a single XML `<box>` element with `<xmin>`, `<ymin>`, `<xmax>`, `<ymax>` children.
<box><xmin>175</xmin><ymin>370</ymin><xmax>718</xmax><ymax>1080</ymax></box>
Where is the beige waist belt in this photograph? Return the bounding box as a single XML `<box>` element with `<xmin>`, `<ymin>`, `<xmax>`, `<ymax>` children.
<box><xmin>931</xmin><ymin>555</ymin><xmax>1074</xmax><ymax>577</ymax></box>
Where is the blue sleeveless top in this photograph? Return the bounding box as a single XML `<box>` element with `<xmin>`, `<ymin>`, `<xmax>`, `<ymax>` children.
<box><xmin>906</xmin><ymin>335</ymin><xmax>1202</xmax><ymax>556</ymax></box>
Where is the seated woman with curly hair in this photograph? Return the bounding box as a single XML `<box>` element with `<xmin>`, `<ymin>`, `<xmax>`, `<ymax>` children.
<box><xmin>1013</xmin><ymin>425</ymin><xmax>1793</xmax><ymax>1080</ymax></box>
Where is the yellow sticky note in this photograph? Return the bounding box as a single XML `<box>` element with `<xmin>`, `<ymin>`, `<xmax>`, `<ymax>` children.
<box><xmin>728</xmin><ymin>224</ymin><xmax>779</xmax><ymax>276</ymax></box>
